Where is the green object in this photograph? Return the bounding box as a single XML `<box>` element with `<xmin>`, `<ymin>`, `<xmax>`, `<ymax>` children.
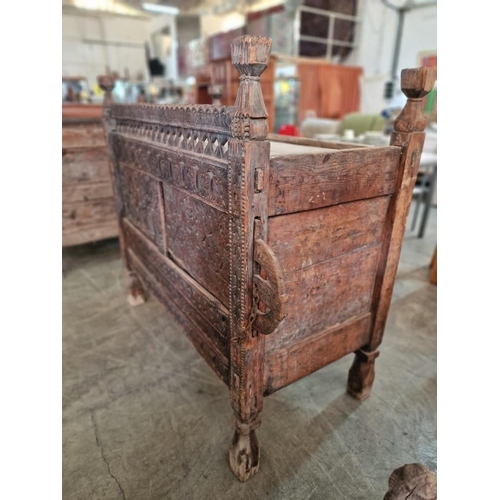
<box><xmin>338</xmin><ymin>113</ymin><xmax>386</xmax><ymax>137</ymax></box>
<box><xmin>425</xmin><ymin>88</ymin><xmax>437</xmax><ymax>114</ymax></box>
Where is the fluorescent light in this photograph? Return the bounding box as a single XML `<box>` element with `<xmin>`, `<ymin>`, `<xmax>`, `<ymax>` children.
<box><xmin>142</xmin><ymin>3</ymin><xmax>179</xmax><ymax>14</ymax></box>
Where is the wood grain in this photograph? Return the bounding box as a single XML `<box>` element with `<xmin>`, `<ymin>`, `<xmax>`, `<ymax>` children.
<box><xmin>265</xmin><ymin>244</ymin><xmax>381</xmax><ymax>353</ymax></box>
<box><xmin>264</xmin><ymin>313</ymin><xmax>371</xmax><ymax>394</ymax></box>
<box><xmin>268</xmin><ymin>147</ymin><xmax>401</xmax><ymax>215</ymax></box>
<box><xmin>62</xmin><ymin>124</ymin><xmax>106</xmax><ymax>148</ymax></box>
<box><xmin>62</xmin><ymin>182</ymin><xmax>113</xmax><ymax>203</ymax></box>
<box><xmin>267</xmin><ymin>196</ymin><xmax>390</xmax><ymax>273</ymax></box>
<box><xmin>62</xmin><ymin>199</ymin><xmax>117</xmax><ymax>246</ymax></box>
<box><xmin>62</xmin><ymin>148</ymin><xmax>111</xmax><ymax>184</ymax></box>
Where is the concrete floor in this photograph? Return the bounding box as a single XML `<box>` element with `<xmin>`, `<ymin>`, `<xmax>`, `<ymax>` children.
<box><xmin>62</xmin><ymin>204</ymin><xmax>437</xmax><ymax>500</ymax></box>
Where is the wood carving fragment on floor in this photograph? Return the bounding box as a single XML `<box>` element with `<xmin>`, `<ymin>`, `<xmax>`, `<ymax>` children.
<box><xmin>383</xmin><ymin>463</ymin><xmax>437</xmax><ymax>500</ymax></box>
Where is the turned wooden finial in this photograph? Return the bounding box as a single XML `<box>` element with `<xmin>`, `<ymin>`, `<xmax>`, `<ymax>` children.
<box><xmin>231</xmin><ymin>35</ymin><xmax>271</xmax><ymax>119</ymax></box>
<box><xmin>97</xmin><ymin>75</ymin><xmax>116</xmax><ymax>109</ymax></box>
<box><xmin>394</xmin><ymin>67</ymin><xmax>437</xmax><ymax>133</ymax></box>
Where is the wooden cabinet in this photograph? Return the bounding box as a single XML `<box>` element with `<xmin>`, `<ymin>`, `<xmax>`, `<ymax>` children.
<box><xmin>101</xmin><ymin>36</ymin><xmax>436</xmax><ymax>482</ymax></box>
<box><xmin>62</xmin><ymin>105</ymin><xmax>118</xmax><ymax>246</ymax></box>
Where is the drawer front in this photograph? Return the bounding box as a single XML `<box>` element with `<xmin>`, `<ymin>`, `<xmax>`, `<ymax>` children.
<box><xmin>62</xmin><ymin>198</ymin><xmax>118</xmax><ymax>246</ymax></box>
<box><xmin>62</xmin><ymin>182</ymin><xmax>113</xmax><ymax>204</ymax></box>
<box><xmin>62</xmin><ymin>148</ymin><xmax>111</xmax><ymax>185</ymax></box>
<box><xmin>62</xmin><ymin>124</ymin><xmax>106</xmax><ymax>148</ymax></box>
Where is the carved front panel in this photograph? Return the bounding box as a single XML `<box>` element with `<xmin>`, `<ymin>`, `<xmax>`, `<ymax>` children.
<box><xmin>120</xmin><ymin>165</ymin><xmax>165</xmax><ymax>253</ymax></box>
<box><xmin>164</xmin><ymin>184</ymin><xmax>230</xmax><ymax>308</ymax></box>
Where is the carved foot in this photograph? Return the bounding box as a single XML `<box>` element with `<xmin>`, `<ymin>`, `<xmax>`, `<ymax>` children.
<box><xmin>347</xmin><ymin>349</ymin><xmax>380</xmax><ymax>401</ymax></box>
<box><xmin>229</xmin><ymin>415</ymin><xmax>261</xmax><ymax>482</ymax></box>
<box><xmin>127</xmin><ymin>272</ymin><xmax>145</xmax><ymax>307</ymax></box>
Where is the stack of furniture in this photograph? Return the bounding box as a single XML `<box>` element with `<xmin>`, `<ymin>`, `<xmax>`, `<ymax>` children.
<box><xmin>62</xmin><ymin>103</ymin><xmax>118</xmax><ymax>246</ymax></box>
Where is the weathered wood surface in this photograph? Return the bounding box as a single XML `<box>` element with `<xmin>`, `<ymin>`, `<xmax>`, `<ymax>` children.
<box><xmin>264</xmin><ymin>313</ymin><xmax>371</xmax><ymax>394</ymax></box>
<box><xmin>119</xmin><ymin>165</ymin><xmax>166</xmax><ymax>253</ymax></box>
<box><xmin>268</xmin><ymin>146</ymin><xmax>401</xmax><ymax>216</ymax></box>
<box><xmin>62</xmin><ymin>199</ymin><xmax>118</xmax><ymax>247</ymax></box>
<box><xmin>164</xmin><ymin>185</ymin><xmax>230</xmax><ymax>307</ymax></box>
<box><xmin>227</xmin><ymin>35</ymin><xmax>273</xmax><ymax>482</ymax></box>
<box><xmin>368</xmin><ymin>67</ymin><xmax>436</xmax><ymax>352</ymax></box>
<box><xmin>269</xmin><ymin>140</ymin><xmax>339</xmax><ymax>157</ymax></box>
<box><xmin>62</xmin><ymin>123</ymin><xmax>106</xmax><ymax>148</ymax></box>
<box><xmin>266</xmin><ymin>197</ymin><xmax>390</xmax><ymax>273</ymax></box>
<box><xmin>62</xmin><ymin>148</ymin><xmax>110</xmax><ymax>184</ymax></box>
<box><xmin>62</xmin><ymin>103</ymin><xmax>103</xmax><ymax>120</ymax></box>
<box><xmin>62</xmin><ymin>112</ymin><xmax>118</xmax><ymax>247</ymax></box>
<box><xmin>264</xmin><ymin>197</ymin><xmax>389</xmax><ymax>357</ymax></box>
<box><xmin>267</xmin><ymin>132</ymin><xmax>367</xmax><ymax>150</ymax></box>
<box><xmin>62</xmin><ymin>182</ymin><xmax>114</xmax><ymax>204</ymax></box>
<box><xmin>347</xmin><ymin>66</ymin><xmax>436</xmax><ymax>398</ymax></box>
<box><xmin>265</xmin><ymin>244</ymin><xmax>381</xmax><ymax>352</ymax></box>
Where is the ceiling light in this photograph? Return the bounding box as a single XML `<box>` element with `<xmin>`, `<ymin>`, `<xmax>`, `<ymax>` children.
<box><xmin>142</xmin><ymin>3</ymin><xmax>179</xmax><ymax>14</ymax></box>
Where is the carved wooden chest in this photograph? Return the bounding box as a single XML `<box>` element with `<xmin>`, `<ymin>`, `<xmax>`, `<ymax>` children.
<box><xmin>100</xmin><ymin>36</ymin><xmax>436</xmax><ymax>481</ymax></box>
<box><xmin>62</xmin><ymin>104</ymin><xmax>118</xmax><ymax>246</ymax></box>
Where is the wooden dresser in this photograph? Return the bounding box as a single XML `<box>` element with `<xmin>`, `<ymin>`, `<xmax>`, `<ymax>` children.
<box><xmin>62</xmin><ymin>104</ymin><xmax>118</xmax><ymax>246</ymax></box>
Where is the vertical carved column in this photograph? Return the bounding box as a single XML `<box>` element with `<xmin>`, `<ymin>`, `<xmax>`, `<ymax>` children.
<box><xmin>98</xmin><ymin>76</ymin><xmax>145</xmax><ymax>306</ymax></box>
<box><xmin>227</xmin><ymin>35</ymin><xmax>271</xmax><ymax>482</ymax></box>
<box><xmin>347</xmin><ymin>67</ymin><xmax>436</xmax><ymax>400</ymax></box>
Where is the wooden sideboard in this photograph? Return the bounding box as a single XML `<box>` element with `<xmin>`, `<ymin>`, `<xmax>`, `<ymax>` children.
<box><xmin>62</xmin><ymin>104</ymin><xmax>118</xmax><ymax>246</ymax></box>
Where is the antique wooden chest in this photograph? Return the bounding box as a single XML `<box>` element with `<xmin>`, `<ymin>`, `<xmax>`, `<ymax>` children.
<box><xmin>100</xmin><ymin>36</ymin><xmax>436</xmax><ymax>481</ymax></box>
<box><xmin>62</xmin><ymin>104</ymin><xmax>118</xmax><ymax>246</ymax></box>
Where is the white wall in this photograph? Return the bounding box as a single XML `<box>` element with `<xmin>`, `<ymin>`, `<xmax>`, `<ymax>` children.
<box><xmin>351</xmin><ymin>0</ymin><xmax>436</xmax><ymax>112</ymax></box>
<box><xmin>62</xmin><ymin>12</ymin><xmax>151</xmax><ymax>87</ymax></box>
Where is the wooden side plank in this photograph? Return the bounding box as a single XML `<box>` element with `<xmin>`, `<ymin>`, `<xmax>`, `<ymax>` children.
<box><xmin>123</xmin><ymin>218</ymin><xmax>230</xmax><ymax>359</ymax></box>
<box><xmin>265</xmin><ymin>244</ymin><xmax>381</xmax><ymax>353</ymax></box>
<box><xmin>267</xmin><ymin>196</ymin><xmax>390</xmax><ymax>274</ymax></box>
<box><xmin>264</xmin><ymin>313</ymin><xmax>372</xmax><ymax>395</ymax></box>
<box><xmin>268</xmin><ymin>146</ymin><xmax>401</xmax><ymax>216</ymax></box>
<box><xmin>267</xmin><ymin>133</ymin><xmax>368</xmax><ymax>150</ymax></box>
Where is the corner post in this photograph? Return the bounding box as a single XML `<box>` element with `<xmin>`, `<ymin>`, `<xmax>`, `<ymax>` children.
<box><xmin>98</xmin><ymin>76</ymin><xmax>145</xmax><ymax>306</ymax></box>
<box><xmin>227</xmin><ymin>35</ymin><xmax>272</xmax><ymax>482</ymax></box>
<box><xmin>347</xmin><ymin>67</ymin><xmax>436</xmax><ymax>400</ymax></box>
